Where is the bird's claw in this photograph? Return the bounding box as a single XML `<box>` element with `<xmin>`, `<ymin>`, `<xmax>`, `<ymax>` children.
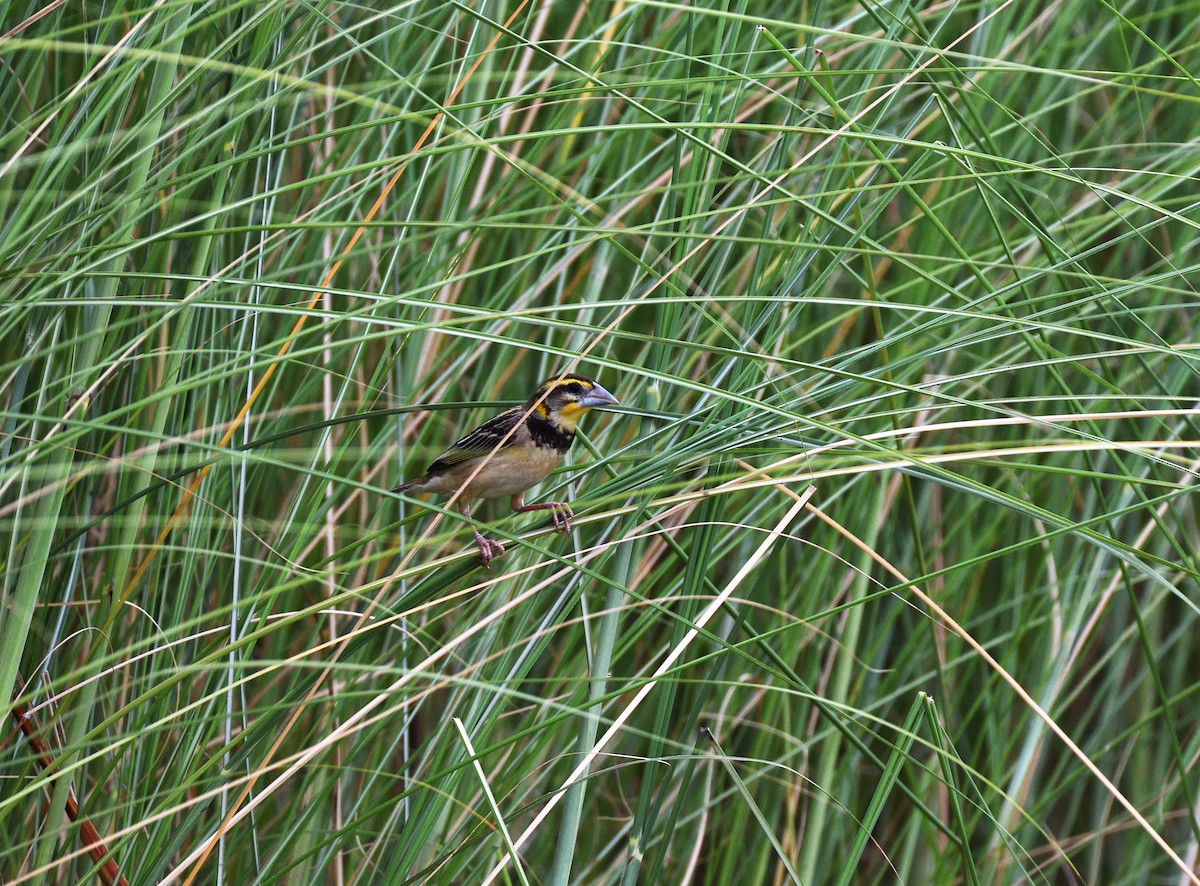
<box><xmin>511</xmin><ymin>497</ymin><xmax>575</xmax><ymax>535</ymax></box>
<box><xmin>547</xmin><ymin>502</ymin><xmax>574</xmax><ymax>534</ymax></box>
<box><xmin>474</xmin><ymin>532</ymin><xmax>505</xmax><ymax>568</ymax></box>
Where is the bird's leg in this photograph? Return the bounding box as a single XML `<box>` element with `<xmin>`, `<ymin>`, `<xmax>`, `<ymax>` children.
<box><xmin>510</xmin><ymin>493</ymin><xmax>574</xmax><ymax>534</ymax></box>
<box><xmin>461</xmin><ymin>502</ymin><xmax>504</xmax><ymax>566</ymax></box>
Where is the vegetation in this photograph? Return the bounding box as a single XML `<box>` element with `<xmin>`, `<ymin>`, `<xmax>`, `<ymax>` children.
<box><xmin>4</xmin><ymin>1</ymin><xmax>1200</xmax><ymax>883</ymax></box>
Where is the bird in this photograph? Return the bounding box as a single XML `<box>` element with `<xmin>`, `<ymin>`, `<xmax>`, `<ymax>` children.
<box><xmin>394</xmin><ymin>373</ymin><xmax>619</xmax><ymax>566</ymax></box>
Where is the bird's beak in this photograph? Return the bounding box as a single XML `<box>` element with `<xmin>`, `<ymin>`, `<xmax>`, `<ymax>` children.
<box><xmin>580</xmin><ymin>383</ymin><xmax>619</xmax><ymax>408</ymax></box>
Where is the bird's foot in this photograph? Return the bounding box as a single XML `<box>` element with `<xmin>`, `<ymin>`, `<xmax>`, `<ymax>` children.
<box><xmin>511</xmin><ymin>497</ymin><xmax>575</xmax><ymax>535</ymax></box>
<box><xmin>473</xmin><ymin>530</ymin><xmax>505</xmax><ymax>568</ymax></box>
<box><xmin>523</xmin><ymin>501</ymin><xmax>573</xmax><ymax>534</ymax></box>
<box><xmin>546</xmin><ymin>502</ymin><xmax>573</xmax><ymax>534</ymax></box>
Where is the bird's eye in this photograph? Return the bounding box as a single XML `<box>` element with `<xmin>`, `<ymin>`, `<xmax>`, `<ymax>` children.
<box><xmin>562</xmin><ymin>382</ymin><xmax>585</xmax><ymax>395</ymax></box>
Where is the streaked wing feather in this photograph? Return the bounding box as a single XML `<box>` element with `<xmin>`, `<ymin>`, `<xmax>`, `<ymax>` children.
<box><xmin>426</xmin><ymin>408</ymin><xmax>522</xmax><ymax>470</ymax></box>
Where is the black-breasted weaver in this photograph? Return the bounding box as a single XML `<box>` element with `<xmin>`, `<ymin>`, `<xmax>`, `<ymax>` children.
<box><xmin>394</xmin><ymin>374</ymin><xmax>619</xmax><ymax>565</ymax></box>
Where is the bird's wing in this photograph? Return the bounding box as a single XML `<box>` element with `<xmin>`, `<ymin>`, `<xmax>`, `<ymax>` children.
<box><xmin>425</xmin><ymin>407</ymin><xmax>524</xmax><ymax>471</ymax></box>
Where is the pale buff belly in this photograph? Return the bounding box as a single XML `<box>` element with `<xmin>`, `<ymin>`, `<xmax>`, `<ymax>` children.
<box><xmin>416</xmin><ymin>447</ymin><xmax>564</xmax><ymax>500</ymax></box>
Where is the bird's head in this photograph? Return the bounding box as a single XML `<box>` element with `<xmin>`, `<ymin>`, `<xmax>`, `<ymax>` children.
<box><xmin>528</xmin><ymin>374</ymin><xmax>619</xmax><ymax>432</ymax></box>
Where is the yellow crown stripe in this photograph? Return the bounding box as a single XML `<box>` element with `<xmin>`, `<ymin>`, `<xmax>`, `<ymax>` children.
<box><xmin>543</xmin><ymin>376</ymin><xmax>593</xmax><ymax>390</ymax></box>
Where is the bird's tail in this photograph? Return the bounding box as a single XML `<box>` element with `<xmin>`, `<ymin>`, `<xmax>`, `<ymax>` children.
<box><xmin>393</xmin><ymin>475</ymin><xmax>426</xmax><ymax>494</ymax></box>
